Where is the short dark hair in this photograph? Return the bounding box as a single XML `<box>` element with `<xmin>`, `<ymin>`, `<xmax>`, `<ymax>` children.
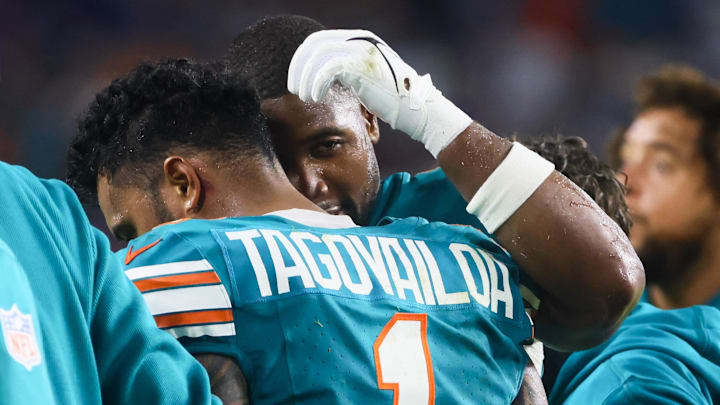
<box><xmin>67</xmin><ymin>58</ymin><xmax>274</xmax><ymax>203</ymax></box>
<box><xmin>608</xmin><ymin>65</ymin><xmax>720</xmax><ymax>193</ymax></box>
<box><xmin>521</xmin><ymin>135</ymin><xmax>632</xmax><ymax>235</ymax></box>
<box><xmin>224</xmin><ymin>15</ymin><xmax>326</xmax><ymax>100</ymax></box>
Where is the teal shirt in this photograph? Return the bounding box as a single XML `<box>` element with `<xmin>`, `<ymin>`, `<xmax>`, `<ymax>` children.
<box><xmin>709</xmin><ymin>294</ymin><xmax>720</xmax><ymax>311</ymax></box>
<box><xmin>0</xmin><ymin>162</ymin><xmax>218</xmax><ymax>405</ymax></box>
<box><xmin>640</xmin><ymin>289</ymin><xmax>720</xmax><ymax>311</ymax></box>
<box><xmin>549</xmin><ymin>303</ymin><xmax>720</xmax><ymax>404</ymax></box>
<box><xmin>120</xmin><ymin>211</ymin><xmax>533</xmax><ymax>405</ymax></box>
<box><xmin>0</xmin><ymin>239</ymin><xmax>55</xmax><ymax>404</ymax></box>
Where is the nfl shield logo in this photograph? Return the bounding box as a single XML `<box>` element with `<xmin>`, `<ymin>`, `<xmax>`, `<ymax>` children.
<box><xmin>0</xmin><ymin>304</ymin><xmax>41</xmax><ymax>370</ymax></box>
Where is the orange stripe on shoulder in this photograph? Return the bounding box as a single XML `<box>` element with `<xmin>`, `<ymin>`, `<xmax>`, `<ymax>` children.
<box><xmin>154</xmin><ymin>309</ymin><xmax>233</xmax><ymax>329</ymax></box>
<box><xmin>133</xmin><ymin>271</ymin><xmax>221</xmax><ymax>292</ymax></box>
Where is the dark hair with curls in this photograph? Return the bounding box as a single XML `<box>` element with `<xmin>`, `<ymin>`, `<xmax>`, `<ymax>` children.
<box><xmin>608</xmin><ymin>65</ymin><xmax>720</xmax><ymax>195</ymax></box>
<box><xmin>67</xmin><ymin>58</ymin><xmax>274</xmax><ymax>204</ymax></box>
<box><xmin>520</xmin><ymin>134</ymin><xmax>632</xmax><ymax>235</ymax></box>
<box><xmin>224</xmin><ymin>15</ymin><xmax>326</xmax><ymax>100</ymax></box>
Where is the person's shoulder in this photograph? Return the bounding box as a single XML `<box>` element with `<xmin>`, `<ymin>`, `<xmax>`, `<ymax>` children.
<box><xmin>121</xmin><ymin>219</ymin><xmax>231</xmax><ymax>270</ymax></box>
<box><xmin>371</xmin><ymin>168</ymin><xmax>486</xmax><ymax>230</ymax></box>
<box><xmin>380</xmin><ymin>170</ymin><xmax>415</xmax><ymax>188</ymax></box>
<box><xmin>381</xmin><ymin>168</ymin><xmax>451</xmax><ymax>194</ymax></box>
<box><xmin>374</xmin><ymin>217</ymin><xmax>509</xmax><ymax>259</ymax></box>
<box><xmin>0</xmin><ymin>161</ymin><xmax>76</xmax><ymax>198</ymax></box>
<box><xmin>600</xmin><ymin>355</ymin><xmax>714</xmax><ymax>405</ymax></box>
<box><xmin>624</xmin><ymin>303</ymin><xmax>720</xmax><ymax>336</ymax></box>
<box><xmin>120</xmin><ymin>220</ymin><xmax>236</xmax><ymax>340</ymax></box>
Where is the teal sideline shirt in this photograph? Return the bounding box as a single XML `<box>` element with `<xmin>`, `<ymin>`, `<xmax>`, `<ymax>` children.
<box><xmin>641</xmin><ymin>289</ymin><xmax>720</xmax><ymax>312</ymax></box>
<box><xmin>119</xmin><ymin>209</ymin><xmax>533</xmax><ymax>405</ymax></box>
<box><xmin>0</xmin><ymin>239</ymin><xmax>55</xmax><ymax>404</ymax></box>
<box><xmin>549</xmin><ymin>303</ymin><xmax>720</xmax><ymax>404</ymax></box>
<box><xmin>0</xmin><ymin>162</ymin><xmax>219</xmax><ymax>405</ymax></box>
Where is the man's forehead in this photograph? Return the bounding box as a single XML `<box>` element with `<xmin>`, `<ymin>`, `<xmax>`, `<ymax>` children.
<box><xmin>262</xmin><ymin>91</ymin><xmax>360</xmax><ymax>129</ymax></box>
<box><xmin>625</xmin><ymin>108</ymin><xmax>702</xmax><ymax>155</ymax></box>
<box><xmin>627</xmin><ymin>108</ymin><xmax>700</xmax><ymax>143</ymax></box>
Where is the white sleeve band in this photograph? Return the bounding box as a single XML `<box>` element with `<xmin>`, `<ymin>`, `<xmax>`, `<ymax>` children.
<box><xmin>466</xmin><ymin>142</ymin><xmax>555</xmax><ymax>234</ymax></box>
<box><xmin>523</xmin><ymin>339</ymin><xmax>545</xmax><ymax>374</ymax></box>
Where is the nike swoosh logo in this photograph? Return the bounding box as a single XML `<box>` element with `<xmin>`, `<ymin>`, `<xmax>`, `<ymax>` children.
<box><xmin>347</xmin><ymin>36</ymin><xmax>399</xmax><ymax>93</ymax></box>
<box><xmin>125</xmin><ymin>238</ymin><xmax>162</xmax><ymax>265</ymax></box>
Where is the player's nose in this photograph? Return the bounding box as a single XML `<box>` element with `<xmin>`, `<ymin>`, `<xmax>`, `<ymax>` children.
<box><xmin>291</xmin><ymin>167</ymin><xmax>330</xmax><ymax>201</ymax></box>
<box><xmin>620</xmin><ymin>162</ymin><xmax>641</xmax><ymax>197</ymax></box>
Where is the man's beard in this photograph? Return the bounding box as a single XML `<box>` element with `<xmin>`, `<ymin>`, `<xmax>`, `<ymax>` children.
<box><xmin>637</xmin><ymin>233</ymin><xmax>705</xmax><ymax>286</ymax></box>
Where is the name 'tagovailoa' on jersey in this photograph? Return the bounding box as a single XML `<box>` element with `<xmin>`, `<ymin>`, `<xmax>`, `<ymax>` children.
<box><xmin>119</xmin><ymin>209</ymin><xmax>533</xmax><ymax>405</ymax></box>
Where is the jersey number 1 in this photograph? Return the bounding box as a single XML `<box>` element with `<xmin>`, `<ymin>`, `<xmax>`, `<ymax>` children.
<box><xmin>373</xmin><ymin>313</ymin><xmax>435</xmax><ymax>405</ymax></box>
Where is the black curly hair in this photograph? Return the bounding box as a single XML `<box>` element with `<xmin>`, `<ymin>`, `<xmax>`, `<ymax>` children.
<box><xmin>67</xmin><ymin>58</ymin><xmax>274</xmax><ymax>204</ymax></box>
<box><xmin>520</xmin><ymin>134</ymin><xmax>632</xmax><ymax>236</ymax></box>
<box><xmin>224</xmin><ymin>15</ymin><xmax>326</xmax><ymax>100</ymax></box>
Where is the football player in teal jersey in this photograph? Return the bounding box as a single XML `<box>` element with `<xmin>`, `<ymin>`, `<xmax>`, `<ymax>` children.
<box><xmin>0</xmin><ymin>239</ymin><xmax>55</xmax><ymax>404</ymax></box>
<box><xmin>226</xmin><ymin>16</ymin><xmax>641</xmax><ymax>402</ymax></box>
<box><xmin>68</xmin><ymin>58</ymin><xmax>533</xmax><ymax>405</ymax></box>
<box><xmin>225</xmin><ymin>16</ymin><xmax>644</xmax><ymax>353</ymax></box>
<box><xmin>68</xmin><ymin>59</ymin><xmax>639</xmax><ymax>404</ymax></box>
<box><xmin>0</xmin><ymin>161</ymin><xmax>219</xmax><ymax>404</ymax></box>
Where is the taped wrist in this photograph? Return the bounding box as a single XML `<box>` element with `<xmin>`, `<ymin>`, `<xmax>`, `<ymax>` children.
<box><xmin>466</xmin><ymin>142</ymin><xmax>555</xmax><ymax>233</ymax></box>
<box><xmin>414</xmin><ymin>82</ymin><xmax>472</xmax><ymax>158</ymax></box>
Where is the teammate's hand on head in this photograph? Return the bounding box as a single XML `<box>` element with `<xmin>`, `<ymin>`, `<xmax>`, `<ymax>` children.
<box><xmin>288</xmin><ymin>29</ymin><xmax>472</xmax><ymax>157</ymax></box>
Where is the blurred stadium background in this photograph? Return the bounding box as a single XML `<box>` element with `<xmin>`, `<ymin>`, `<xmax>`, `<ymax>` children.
<box><xmin>2</xmin><ymin>0</ymin><xmax>718</xmax><ymax>246</ymax></box>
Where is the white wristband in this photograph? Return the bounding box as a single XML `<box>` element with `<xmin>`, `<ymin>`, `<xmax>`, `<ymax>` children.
<box><xmin>466</xmin><ymin>142</ymin><xmax>555</xmax><ymax>234</ymax></box>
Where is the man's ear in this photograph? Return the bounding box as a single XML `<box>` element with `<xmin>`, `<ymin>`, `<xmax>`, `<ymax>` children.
<box><xmin>361</xmin><ymin>105</ymin><xmax>380</xmax><ymax>144</ymax></box>
<box><xmin>163</xmin><ymin>156</ymin><xmax>203</xmax><ymax>216</ymax></box>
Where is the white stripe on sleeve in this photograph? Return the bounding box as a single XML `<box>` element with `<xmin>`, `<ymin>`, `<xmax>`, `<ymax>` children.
<box><xmin>166</xmin><ymin>322</ymin><xmax>236</xmax><ymax>338</ymax></box>
<box><xmin>142</xmin><ymin>284</ymin><xmax>231</xmax><ymax>315</ymax></box>
<box><xmin>125</xmin><ymin>259</ymin><xmax>213</xmax><ymax>281</ymax></box>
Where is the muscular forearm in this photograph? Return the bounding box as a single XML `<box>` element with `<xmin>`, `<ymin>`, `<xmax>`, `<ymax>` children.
<box><xmin>438</xmin><ymin>123</ymin><xmax>645</xmax><ymax>351</ymax></box>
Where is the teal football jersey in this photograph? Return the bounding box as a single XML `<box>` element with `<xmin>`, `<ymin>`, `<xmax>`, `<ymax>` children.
<box><xmin>0</xmin><ymin>239</ymin><xmax>55</xmax><ymax>404</ymax></box>
<box><xmin>369</xmin><ymin>168</ymin><xmax>541</xmax><ymax>312</ymax></box>
<box><xmin>120</xmin><ymin>209</ymin><xmax>533</xmax><ymax>405</ymax></box>
<box><xmin>0</xmin><ymin>162</ymin><xmax>218</xmax><ymax>405</ymax></box>
<box><xmin>368</xmin><ymin>168</ymin><xmax>486</xmax><ymax>231</ymax></box>
<box><xmin>549</xmin><ymin>303</ymin><xmax>720</xmax><ymax>405</ymax></box>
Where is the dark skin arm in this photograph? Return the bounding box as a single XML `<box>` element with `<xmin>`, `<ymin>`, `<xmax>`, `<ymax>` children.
<box><xmin>195</xmin><ymin>354</ymin><xmax>250</xmax><ymax>405</ymax></box>
<box><xmin>512</xmin><ymin>362</ymin><xmax>548</xmax><ymax>405</ymax></box>
<box><xmin>437</xmin><ymin>123</ymin><xmax>645</xmax><ymax>351</ymax></box>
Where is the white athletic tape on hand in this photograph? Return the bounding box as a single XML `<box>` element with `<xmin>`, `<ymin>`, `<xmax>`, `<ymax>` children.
<box><xmin>288</xmin><ymin>29</ymin><xmax>382</xmax><ymax>96</ymax></box>
<box><xmin>466</xmin><ymin>142</ymin><xmax>555</xmax><ymax>234</ymax></box>
<box><xmin>288</xmin><ymin>29</ymin><xmax>472</xmax><ymax>158</ymax></box>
